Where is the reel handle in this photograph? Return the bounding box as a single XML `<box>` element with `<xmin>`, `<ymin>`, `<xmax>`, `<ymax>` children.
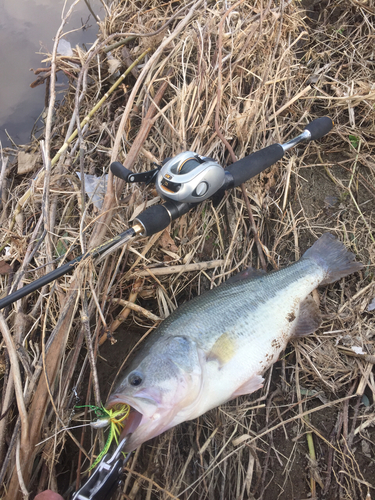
<box><xmin>111</xmin><ymin>161</ymin><xmax>134</xmax><ymax>181</ymax></box>
<box><xmin>111</xmin><ymin>162</ymin><xmax>159</xmax><ymax>184</ymax></box>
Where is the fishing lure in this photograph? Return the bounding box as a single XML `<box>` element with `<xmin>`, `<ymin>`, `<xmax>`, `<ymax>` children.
<box><xmin>77</xmin><ymin>403</ymin><xmax>130</xmax><ymax>470</ymax></box>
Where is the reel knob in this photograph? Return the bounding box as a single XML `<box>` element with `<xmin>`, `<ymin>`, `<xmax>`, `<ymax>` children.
<box><xmin>194</xmin><ymin>182</ymin><xmax>208</xmax><ymax>197</ymax></box>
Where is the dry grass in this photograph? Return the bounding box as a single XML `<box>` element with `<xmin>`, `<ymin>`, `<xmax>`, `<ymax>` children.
<box><xmin>0</xmin><ymin>0</ymin><xmax>374</xmax><ymax>499</ymax></box>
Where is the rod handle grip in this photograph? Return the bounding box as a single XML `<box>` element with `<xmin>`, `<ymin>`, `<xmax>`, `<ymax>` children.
<box><xmin>225</xmin><ymin>144</ymin><xmax>284</xmax><ymax>187</ymax></box>
<box><xmin>304</xmin><ymin>116</ymin><xmax>333</xmax><ymax>141</ymax></box>
<box><xmin>135</xmin><ymin>201</ymin><xmax>191</xmax><ymax>236</ymax></box>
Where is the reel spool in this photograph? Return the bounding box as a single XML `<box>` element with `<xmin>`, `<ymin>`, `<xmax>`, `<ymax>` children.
<box><xmin>155</xmin><ymin>151</ymin><xmax>225</xmax><ymax>203</ymax></box>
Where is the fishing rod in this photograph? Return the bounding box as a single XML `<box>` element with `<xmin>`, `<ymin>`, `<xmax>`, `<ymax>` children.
<box><xmin>0</xmin><ymin>116</ymin><xmax>333</xmax><ymax>310</ymax></box>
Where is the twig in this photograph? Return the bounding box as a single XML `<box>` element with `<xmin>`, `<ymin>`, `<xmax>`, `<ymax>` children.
<box><xmin>324</xmin><ymin>411</ymin><xmax>343</xmax><ymax>496</ymax></box>
<box><xmin>83</xmin><ymin>0</ymin><xmax>100</xmax><ymax>22</ymax></box>
<box><xmin>0</xmin><ymin>313</ymin><xmax>29</xmax><ymax>449</ymax></box>
<box><xmin>4</xmin><ymin>286</ymin><xmax>79</xmax><ymax>499</ymax></box>
<box><xmin>0</xmin><ymin>148</ymin><xmax>8</xmax><ymax>209</ymax></box>
<box><xmin>53</xmin><ymin>48</ymin><xmax>150</xmax><ymax>169</ymax></box>
<box><xmin>16</xmin><ymin>437</ymin><xmax>29</xmax><ymax>499</ymax></box>
<box><xmin>0</xmin><ymin>419</ymin><xmax>21</xmax><ymax>487</ymax></box>
<box><xmin>103</xmin><ymin>36</ymin><xmax>137</xmax><ymax>53</ymax></box>
<box><xmin>347</xmin><ymin>141</ymin><xmax>375</xmax><ymax>244</ymax></box>
<box><xmin>122</xmin><ymin>465</ymin><xmax>185</xmax><ymax>499</ymax></box>
<box><xmin>110</xmin><ymin>0</ymin><xmax>204</xmax><ymax>165</ymax></box>
<box><xmin>133</xmin><ymin>259</ymin><xmax>225</xmax><ymax>277</ymax></box>
<box><xmin>0</xmin><ymin>371</ymin><xmax>14</xmax><ymax>464</ymax></box>
<box><xmin>111</xmin><ymin>298</ymin><xmax>162</xmax><ymax>322</ymax></box>
<box><xmin>103</xmin><ymin>277</ymin><xmax>142</xmax><ymax>338</ymax></box>
<box><xmin>8</xmin><ymin>217</ymin><xmax>45</xmax><ymax>300</ymax></box>
<box><xmin>81</xmin><ymin>292</ymin><xmax>101</xmax><ymax>408</ymax></box>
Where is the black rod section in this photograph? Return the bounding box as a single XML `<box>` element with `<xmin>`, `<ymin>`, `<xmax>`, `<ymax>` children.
<box><xmin>0</xmin><ymin>228</ymin><xmax>136</xmax><ymax>310</ymax></box>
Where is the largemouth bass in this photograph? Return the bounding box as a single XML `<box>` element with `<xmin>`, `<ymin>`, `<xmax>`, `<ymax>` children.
<box><xmin>107</xmin><ymin>233</ymin><xmax>362</xmax><ymax>451</ymax></box>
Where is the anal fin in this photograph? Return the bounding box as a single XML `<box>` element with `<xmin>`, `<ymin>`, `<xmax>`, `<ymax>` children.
<box><xmin>292</xmin><ymin>295</ymin><xmax>322</xmax><ymax>337</ymax></box>
<box><xmin>231</xmin><ymin>374</ymin><xmax>264</xmax><ymax>398</ymax></box>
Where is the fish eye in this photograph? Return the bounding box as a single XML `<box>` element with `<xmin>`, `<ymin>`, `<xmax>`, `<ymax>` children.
<box><xmin>129</xmin><ymin>372</ymin><xmax>143</xmax><ymax>387</ymax></box>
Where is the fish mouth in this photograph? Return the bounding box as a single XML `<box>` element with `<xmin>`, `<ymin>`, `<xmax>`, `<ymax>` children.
<box><xmin>106</xmin><ymin>395</ymin><xmax>146</xmax><ymax>447</ymax></box>
<box><xmin>106</xmin><ymin>393</ymin><xmax>178</xmax><ymax>452</ymax></box>
<box><xmin>120</xmin><ymin>407</ymin><xmax>143</xmax><ymax>438</ymax></box>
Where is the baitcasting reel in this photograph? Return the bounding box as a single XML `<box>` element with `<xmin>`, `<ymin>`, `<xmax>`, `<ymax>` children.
<box><xmin>155</xmin><ymin>152</ymin><xmax>225</xmax><ymax>203</ymax></box>
<box><xmin>111</xmin><ymin>151</ymin><xmax>228</xmax><ymax>205</ymax></box>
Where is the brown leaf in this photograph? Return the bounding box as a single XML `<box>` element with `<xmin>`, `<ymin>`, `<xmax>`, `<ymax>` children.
<box><xmin>159</xmin><ymin>230</ymin><xmax>178</xmax><ymax>253</ymax></box>
<box><xmin>17</xmin><ymin>151</ymin><xmax>39</xmax><ymax>175</ymax></box>
<box><xmin>178</xmin><ymin>214</ymin><xmax>188</xmax><ymax>239</ymax></box>
<box><xmin>0</xmin><ymin>260</ymin><xmax>12</xmax><ymax>275</ymax></box>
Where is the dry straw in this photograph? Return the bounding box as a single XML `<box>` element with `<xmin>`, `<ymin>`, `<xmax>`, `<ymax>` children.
<box><xmin>0</xmin><ymin>0</ymin><xmax>374</xmax><ymax>499</ymax></box>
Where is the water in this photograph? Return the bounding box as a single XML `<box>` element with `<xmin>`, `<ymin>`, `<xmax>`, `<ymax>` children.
<box><xmin>0</xmin><ymin>0</ymin><xmax>103</xmax><ymax>147</ymax></box>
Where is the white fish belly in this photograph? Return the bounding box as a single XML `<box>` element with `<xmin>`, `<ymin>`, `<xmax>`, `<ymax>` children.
<box><xmin>197</xmin><ymin>271</ymin><xmax>323</xmax><ymax>415</ymax></box>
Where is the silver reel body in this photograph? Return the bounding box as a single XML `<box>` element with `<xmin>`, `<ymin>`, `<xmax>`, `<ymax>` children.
<box><xmin>155</xmin><ymin>151</ymin><xmax>225</xmax><ymax>203</ymax></box>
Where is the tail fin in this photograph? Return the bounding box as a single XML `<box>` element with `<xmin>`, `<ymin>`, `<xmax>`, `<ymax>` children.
<box><xmin>303</xmin><ymin>233</ymin><xmax>363</xmax><ymax>285</ymax></box>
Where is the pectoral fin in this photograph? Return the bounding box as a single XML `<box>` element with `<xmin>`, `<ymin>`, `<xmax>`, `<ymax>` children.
<box><xmin>231</xmin><ymin>374</ymin><xmax>264</xmax><ymax>398</ymax></box>
<box><xmin>292</xmin><ymin>295</ymin><xmax>322</xmax><ymax>337</ymax></box>
<box><xmin>207</xmin><ymin>332</ymin><xmax>236</xmax><ymax>367</ymax></box>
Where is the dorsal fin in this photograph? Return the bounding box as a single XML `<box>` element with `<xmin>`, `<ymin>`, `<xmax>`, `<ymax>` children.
<box><xmin>226</xmin><ymin>266</ymin><xmax>266</xmax><ymax>285</ymax></box>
